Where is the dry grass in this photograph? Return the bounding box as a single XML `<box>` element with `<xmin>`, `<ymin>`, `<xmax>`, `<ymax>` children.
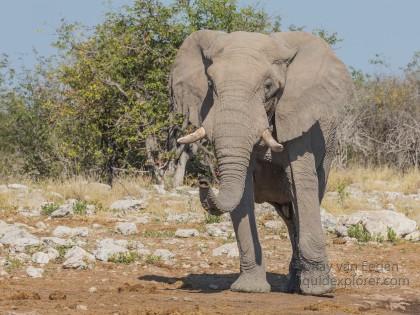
<box><xmin>36</xmin><ymin>176</ymin><xmax>153</xmax><ymax>209</ymax></box>
<box><xmin>327</xmin><ymin>166</ymin><xmax>420</xmax><ymax>194</ymax></box>
<box><xmin>322</xmin><ymin>195</ymin><xmax>373</xmax><ymax>216</ymax></box>
<box><xmin>0</xmin><ymin>189</ymin><xmax>46</xmax><ymax>215</ymax></box>
<box><xmin>0</xmin><ymin>191</ymin><xmax>18</xmax><ymax>214</ymax></box>
<box><xmin>324</xmin><ymin>167</ymin><xmax>420</xmax><ymax>221</ymax></box>
<box><xmin>0</xmin><ymin>175</ymin><xmax>203</xmax><ymax>219</ymax></box>
<box><xmin>1</xmin><ymin>167</ymin><xmax>418</xmax><ymax>221</ymax></box>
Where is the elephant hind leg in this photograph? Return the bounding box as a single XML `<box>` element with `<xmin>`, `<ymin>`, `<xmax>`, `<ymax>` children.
<box><xmin>274</xmin><ymin>202</ymin><xmax>300</xmax><ymax>293</ymax></box>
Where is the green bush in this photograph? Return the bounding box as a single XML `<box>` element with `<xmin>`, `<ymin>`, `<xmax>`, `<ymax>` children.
<box><xmin>387</xmin><ymin>227</ymin><xmax>398</xmax><ymax>243</ymax></box>
<box><xmin>205</xmin><ymin>214</ymin><xmax>222</xmax><ymax>224</ymax></box>
<box><xmin>347</xmin><ymin>223</ymin><xmax>372</xmax><ymax>242</ymax></box>
<box><xmin>108</xmin><ymin>251</ymin><xmax>139</xmax><ymax>264</ymax></box>
<box><xmin>55</xmin><ymin>245</ymin><xmax>74</xmax><ymax>262</ymax></box>
<box><xmin>336</xmin><ymin>182</ymin><xmax>349</xmax><ymax>205</ymax></box>
<box><xmin>41</xmin><ymin>203</ymin><xmax>59</xmax><ymax>216</ymax></box>
<box><xmin>73</xmin><ymin>200</ymin><xmax>88</xmax><ymax>215</ymax></box>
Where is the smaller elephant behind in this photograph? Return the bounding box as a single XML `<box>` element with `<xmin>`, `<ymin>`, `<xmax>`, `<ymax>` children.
<box><xmin>170</xmin><ymin>30</ymin><xmax>353</xmax><ymax>295</ymax></box>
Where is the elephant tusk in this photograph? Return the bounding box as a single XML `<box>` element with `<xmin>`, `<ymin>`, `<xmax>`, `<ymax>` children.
<box><xmin>261</xmin><ymin>129</ymin><xmax>284</xmax><ymax>152</ymax></box>
<box><xmin>177</xmin><ymin>127</ymin><xmax>206</xmax><ymax>144</ymax></box>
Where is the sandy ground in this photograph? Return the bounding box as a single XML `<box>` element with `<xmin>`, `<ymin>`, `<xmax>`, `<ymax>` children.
<box><xmin>0</xmin><ymin>216</ymin><xmax>419</xmax><ymax>315</ymax></box>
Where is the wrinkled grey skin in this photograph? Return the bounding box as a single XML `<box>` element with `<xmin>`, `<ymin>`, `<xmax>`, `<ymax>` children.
<box><xmin>170</xmin><ymin>31</ymin><xmax>353</xmax><ymax>295</ymax></box>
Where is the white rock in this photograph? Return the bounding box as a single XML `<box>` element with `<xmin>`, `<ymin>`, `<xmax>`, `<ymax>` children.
<box><xmin>32</xmin><ymin>252</ymin><xmax>51</xmax><ymax>264</ymax></box>
<box><xmin>212</xmin><ymin>242</ymin><xmax>239</xmax><ymax>257</ymax></box>
<box><xmin>255</xmin><ymin>202</ymin><xmax>276</xmax><ymax>215</ymax></box>
<box><xmin>86</xmin><ymin>204</ymin><xmax>96</xmax><ymax>215</ymax></box>
<box><xmin>335</xmin><ymin>223</ymin><xmax>348</xmax><ymax>237</ymax></box>
<box><xmin>175</xmin><ymin>228</ymin><xmax>199</xmax><ymax>238</ymax></box>
<box><xmin>52</xmin><ymin>226</ymin><xmax>89</xmax><ymax>238</ymax></box>
<box><xmin>26</xmin><ymin>266</ymin><xmax>43</xmax><ymax>278</ymax></box>
<box><xmin>128</xmin><ymin>240</ymin><xmax>145</xmax><ymax>250</ymax></box>
<box><xmin>63</xmin><ymin>246</ymin><xmax>95</xmax><ymax>269</ymax></box>
<box><xmin>0</xmin><ymin>224</ymin><xmax>40</xmax><ymax>248</ymax></box>
<box><xmin>94</xmin><ymin>238</ymin><xmax>128</xmax><ymax>261</ymax></box>
<box><xmin>46</xmin><ymin>247</ymin><xmax>60</xmax><ymax>260</ymax></box>
<box><xmin>7</xmin><ymin>183</ymin><xmax>28</xmax><ymax>191</ymax></box>
<box><xmin>206</xmin><ymin>223</ymin><xmax>233</xmax><ymax>237</ymax></box>
<box><xmin>41</xmin><ymin>237</ymin><xmax>73</xmax><ymax>247</ymax></box>
<box><xmin>320</xmin><ymin>207</ymin><xmax>338</xmax><ymax>232</ymax></box>
<box><xmin>50</xmin><ymin>202</ymin><xmax>75</xmax><ymax>218</ymax></box>
<box><xmin>339</xmin><ymin>210</ymin><xmax>417</xmax><ymax>238</ymax></box>
<box><xmin>19</xmin><ymin>208</ymin><xmax>41</xmax><ymax>217</ymax></box>
<box><xmin>364</xmin><ymin>220</ymin><xmax>388</xmax><ymax>238</ymax></box>
<box><xmin>76</xmin><ymin>304</ymin><xmax>88</xmax><ymax>311</ymax></box>
<box><xmin>115</xmin><ymin>222</ymin><xmax>138</xmax><ymax>235</ymax></box>
<box><xmin>166</xmin><ymin>212</ymin><xmax>204</xmax><ymax>223</ymax></box>
<box><xmin>405</xmin><ymin>230</ymin><xmax>420</xmax><ymax>241</ymax></box>
<box><xmin>153</xmin><ymin>249</ymin><xmax>175</xmax><ymax>261</ymax></box>
<box><xmin>88</xmin><ymin>286</ymin><xmax>97</xmax><ymax>293</ymax></box>
<box><xmin>263</xmin><ymin>220</ymin><xmax>284</xmax><ymax>231</ymax></box>
<box><xmin>110</xmin><ymin>199</ymin><xmax>146</xmax><ymax>211</ymax></box>
<box><xmin>383</xmin><ymin>191</ymin><xmax>404</xmax><ymax>200</ymax></box>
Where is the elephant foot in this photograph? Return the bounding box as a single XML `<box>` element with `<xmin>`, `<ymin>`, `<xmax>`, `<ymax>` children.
<box><xmin>288</xmin><ymin>260</ymin><xmax>335</xmax><ymax>296</ymax></box>
<box><xmin>298</xmin><ymin>269</ymin><xmax>335</xmax><ymax>296</ymax></box>
<box><xmin>230</xmin><ymin>269</ymin><xmax>271</xmax><ymax>293</ymax></box>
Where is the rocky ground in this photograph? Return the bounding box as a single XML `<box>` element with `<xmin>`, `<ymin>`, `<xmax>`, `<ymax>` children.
<box><xmin>0</xmin><ymin>180</ymin><xmax>419</xmax><ymax>315</ymax></box>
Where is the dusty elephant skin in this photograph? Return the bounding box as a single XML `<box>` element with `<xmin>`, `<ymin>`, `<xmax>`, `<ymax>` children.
<box><xmin>170</xmin><ymin>30</ymin><xmax>353</xmax><ymax>295</ymax></box>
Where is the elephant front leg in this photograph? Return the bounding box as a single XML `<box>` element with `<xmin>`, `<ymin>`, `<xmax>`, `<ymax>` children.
<box><xmin>229</xmin><ymin>170</ymin><xmax>270</xmax><ymax>293</ymax></box>
<box><xmin>287</xmin><ymin>135</ymin><xmax>334</xmax><ymax>295</ymax></box>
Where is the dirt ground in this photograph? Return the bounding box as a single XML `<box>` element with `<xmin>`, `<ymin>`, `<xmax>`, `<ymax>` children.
<box><xmin>1</xmin><ymin>218</ymin><xmax>419</xmax><ymax>315</ymax></box>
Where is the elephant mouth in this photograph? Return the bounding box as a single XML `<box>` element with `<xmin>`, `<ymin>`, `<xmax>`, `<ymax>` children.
<box><xmin>178</xmin><ymin>125</ymin><xmax>283</xmax><ymax>215</ymax></box>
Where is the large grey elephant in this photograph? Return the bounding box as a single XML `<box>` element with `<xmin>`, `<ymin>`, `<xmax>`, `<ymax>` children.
<box><xmin>169</xmin><ymin>30</ymin><xmax>352</xmax><ymax>295</ymax></box>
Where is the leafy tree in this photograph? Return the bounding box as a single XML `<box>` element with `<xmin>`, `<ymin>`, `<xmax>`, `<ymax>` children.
<box><xmin>47</xmin><ymin>0</ymin><xmax>277</xmax><ymax>184</ymax></box>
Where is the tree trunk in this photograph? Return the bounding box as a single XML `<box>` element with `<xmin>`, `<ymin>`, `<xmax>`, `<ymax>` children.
<box><xmin>172</xmin><ymin>143</ymin><xmax>198</xmax><ymax>187</ymax></box>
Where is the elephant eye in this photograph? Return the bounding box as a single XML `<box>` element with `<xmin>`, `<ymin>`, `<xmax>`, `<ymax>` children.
<box><xmin>208</xmin><ymin>79</ymin><xmax>213</xmax><ymax>88</ymax></box>
<box><xmin>264</xmin><ymin>78</ymin><xmax>275</xmax><ymax>99</ymax></box>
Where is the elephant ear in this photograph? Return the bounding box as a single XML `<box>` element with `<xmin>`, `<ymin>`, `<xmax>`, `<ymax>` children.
<box><xmin>170</xmin><ymin>30</ymin><xmax>224</xmax><ymax>129</ymax></box>
<box><xmin>270</xmin><ymin>32</ymin><xmax>353</xmax><ymax>143</ymax></box>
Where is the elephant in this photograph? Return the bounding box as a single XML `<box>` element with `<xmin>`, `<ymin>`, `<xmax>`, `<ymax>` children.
<box><xmin>169</xmin><ymin>30</ymin><xmax>353</xmax><ymax>295</ymax></box>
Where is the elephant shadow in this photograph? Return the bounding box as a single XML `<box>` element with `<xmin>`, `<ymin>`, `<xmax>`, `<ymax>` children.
<box><xmin>138</xmin><ymin>272</ymin><xmax>290</xmax><ymax>293</ymax></box>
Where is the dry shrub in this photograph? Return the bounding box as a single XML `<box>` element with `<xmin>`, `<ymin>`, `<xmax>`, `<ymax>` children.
<box><xmin>336</xmin><ymin>74</ymin><xmax>420</xmax><ymax>169</ymax></box>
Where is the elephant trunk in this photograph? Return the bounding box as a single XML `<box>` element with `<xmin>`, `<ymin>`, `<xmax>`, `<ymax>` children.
<box><xmin>199</xmin><ymin>148</ymin><xmax>251</xmax><ymax>214</ymax></box>
<box><xmin>199</xmin><ymin>93</ymin><xmax>255</xmax><ymax>214</ymax></box>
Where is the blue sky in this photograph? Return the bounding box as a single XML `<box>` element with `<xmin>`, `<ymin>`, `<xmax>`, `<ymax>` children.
<box><xmin>0</xmin><ymin>0</ymin><xmax>419</xmax><ymax>74</ymax></box>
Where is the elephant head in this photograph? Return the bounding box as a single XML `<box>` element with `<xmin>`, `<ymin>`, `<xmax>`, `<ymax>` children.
<box><xmin>170</xmin><ymin>30</ymin><xmax>352</xmax><ymax>214</ymax></box>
